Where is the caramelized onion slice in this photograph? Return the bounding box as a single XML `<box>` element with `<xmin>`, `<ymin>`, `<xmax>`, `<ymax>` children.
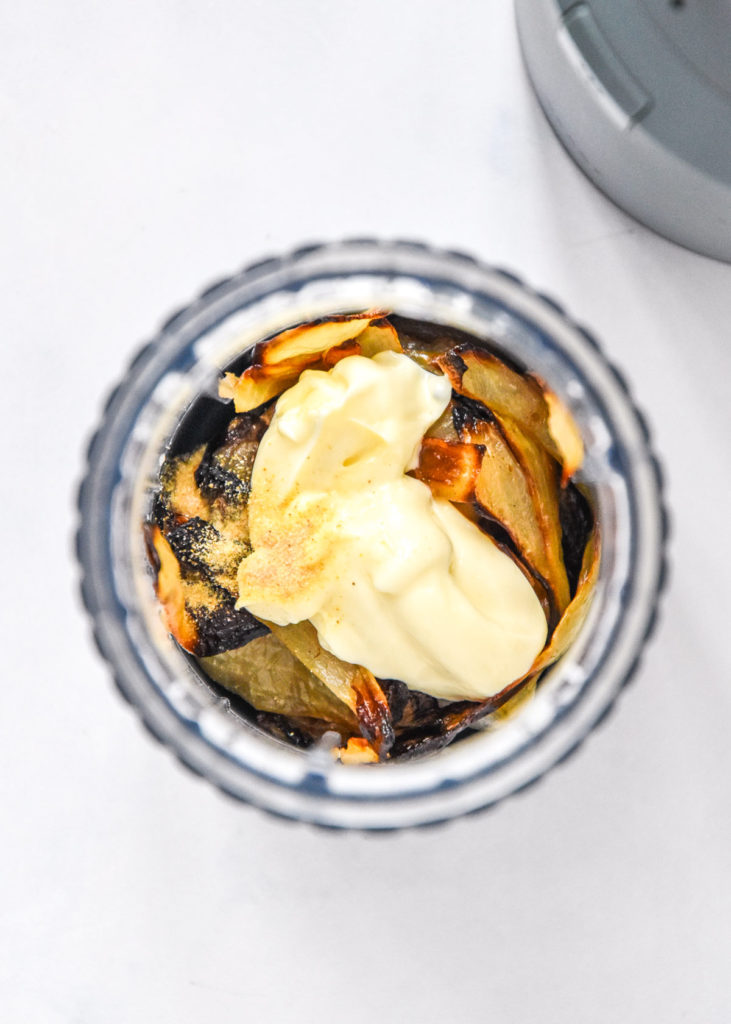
<box><xmin>147</xmin><ymin>524</ymin><xmax>199</xmax><ymax>652</ymax></box>
<box><xmin>438</xmin><ymin>348</ymin><xmax>556</xmax><ymax>448</ymax></box>
<box><xmin>256</xmin><ymin>311</ymin><xmax>380</xmax><ymax>365</ymax></box>
<box><xmin>544</xmin><ymin>389</ymin><xmax>584</xmax><ymax>483</ymax></box>
<box><xmin>219</xmin><ymin>338</ymin><xmax>362</xmax><ymax>414</ymax></box>
<box><xmin>466</xmin><ymin>417</ymin><xmax>566</xmax><ymax>618</ymax></box>
<box><xmin>357</xmin><ymin>317</ymin><xmax>403</xmax><ymax>357</ymax></box>
<box><xmin>438</xmin><ymin>347</ymin><xmax>583</xmax><ymax>476</ymax></box>
<box><xmin>263</xmin><ymin>620</ymin><xmax>395</xmax><ymax>756</ymax></box>
<box><xmin>146</xmin><ymin>523</ymin><xmax>266</xmax><ymax>656</ymax></box>
<box><xmin>528</xmin><ymin>525</ymin><xmax>600</xmax><ymax>676</ymax></box>
<box><xmin>424</xmin><ymin>402</ymin><xmax>460</xmax><ymax>443</ymax></box>
<box><xmin>149</xmin><ymin>415</ymin><xmax>274</xmax><ymax>655</ymax></box>
<box><xmin>218</xmin><ymin>368</ymin><xmax>296</xmax><ymax>413</ymax></box>
<box><xmin>160</xmin><ymin>445</ymin><xmax>211</xmax><ymax>522</ymax></box>
<box><xmin>218</xmin><ymin>312</ymin><xmax>386</xmax><ymax>413</ymax></box>
<box><xmin>496</xmin><ymin>417</ymin><xmax>571</xmax><ymax>616</ymax></box>
<box><xmin>199</xmin><ymin>634</ymin><xmax>358</xmax><ymax>732</ymax></box>
<box><xmin>413</xmin><ymin>437</ymin><xmax>481</xmax><ymax>502</ymax></box>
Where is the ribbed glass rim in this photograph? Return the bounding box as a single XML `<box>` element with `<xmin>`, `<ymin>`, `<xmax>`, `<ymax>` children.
<box><xmin>77</xmin><ymin>239</ymin><xmax>668</xmax><ymax>830</ymax></box>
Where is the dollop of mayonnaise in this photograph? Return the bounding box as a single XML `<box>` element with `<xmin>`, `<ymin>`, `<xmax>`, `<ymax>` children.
<box><xmin>236</xmin><ymin>352</ymin><xmax>547</xmax><ymax>701</ymax></box>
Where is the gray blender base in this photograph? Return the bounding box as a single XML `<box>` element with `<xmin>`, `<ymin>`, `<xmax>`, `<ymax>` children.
<box><xmin>515</xmin><ymin>0</ymin><xmax>731</xmax><ymax>262</ymax></box>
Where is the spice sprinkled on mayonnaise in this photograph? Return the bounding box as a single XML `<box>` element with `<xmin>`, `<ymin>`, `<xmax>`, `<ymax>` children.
<box><xmin>236</xmin><ymin>352</ymin><xmax>547</xmax><ymax>701</ymax></box>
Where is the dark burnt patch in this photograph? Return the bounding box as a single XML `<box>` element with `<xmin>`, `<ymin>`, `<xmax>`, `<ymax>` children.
<box><xmin>559</xmin><ymin>483</ymin><xmax>594</xmax><ymax>596</ymax></box>
<box><xmin>451</xmin><ymin>393</ymin><xmax>496</xmax><ymax>438</ymax></box>
<box><xmin>391</xmin><ymin>315</ymin><xmax>490</xmax><ymax>355</ymax></box>
<box><xmin>191</xmin><ymin>603</ymin><xmax>270</xmax><ymax>657</ymax></box>
<box><xmin>195</xmin><ymin>458</ymin><xmax>249</xmax><ymax>505</ymax></box>
<box><xmin>165</xmin><ymin>517</ymin><xmax>220</xmax><ymax>576</ymax></box>
<box><xmin>378</xmin><ymin>678</ymin><xmax>443</xmax><ymax>730</ymax></box>
<box><xmin>195</xmin><ymin>409</ymin><xmax>272</xmax><ymax>504</ymax></box>
<box><xmin>253</xmin><ymin>712</ymin><xmax>315</xmax><ymax>749</ymax></box>
<box><xmin>354</xmin><ymin>678</ymin><xmax>395</xmax><ymax>756</ymax></box>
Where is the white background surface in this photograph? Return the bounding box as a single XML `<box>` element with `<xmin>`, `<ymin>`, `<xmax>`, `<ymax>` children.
<box><xmin>3</xmin><ymin>2</ymin><xmax>731</xmax><ymax>1021</ymax></box>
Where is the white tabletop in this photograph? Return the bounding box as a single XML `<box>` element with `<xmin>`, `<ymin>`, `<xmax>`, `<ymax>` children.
<box><xmin>3</xmin><ymin>3</ymin><xmax>730</xmax><ymax>1022</ymax></box>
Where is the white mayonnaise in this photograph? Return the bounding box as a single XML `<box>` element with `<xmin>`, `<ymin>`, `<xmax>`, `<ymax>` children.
<box><xmin>236</xmin><ymin>352</ymin><xmax>547</xmax><ymax>701</ymax></box>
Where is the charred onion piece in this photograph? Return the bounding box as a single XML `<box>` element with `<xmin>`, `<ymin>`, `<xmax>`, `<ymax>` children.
<box><xmin>413</xmin><ymin>437</ymin><xmax>482</xmax><ymax>503</ymax></box>
<box><xmin>558</xmin><ymin>482</ymin><xmax>594</xmax><ymax>597</ymax></box>
<box><xmin>218</xmin><ymin>338</ymin><xmax>362</xmax><ymax>414</ymax></box>
<box><xmin>147</xmin><ymin>412</ymin><xmax>273</xmax><ymax>656</ymax></box>
<box><xmin>251</xmin><ymin>713</ymin><xmax>328</xmax><ymax>749</ymax></box>
<box><xmin>467</xmin><ymin>415</ymin><xmax>569</xmax><ymax>619</ymax></box>
<box><xmin>199</xmin><ymin>634</ymin><xmax>358</xmax><ymax>733</ymax></box>
<box><xmin>390</xmin><ymin>675</ymin><xmax>530</xmax><ymax>760</ymax></box>
<box><xmin>388</xmin><ymin>314</ymin><xmax>475</xmax><ymax>371</ymax></box>
<box><xmin>356</xmin><ymin>317</ymin><xmax>403</xmax><ymax>357</ymax></box>
<box><xmin>146</xmin><ymin>524</ymin><xmax>266</xmax><ymax>656</ymax></box>
<box><xmin>437</xmin><ymin>346</ymin><xmax>583</xmax><ymax>479</ymax></box>
<box><xmin>497</xmin><ymin>417</ymin><xmax>570</xmax><ymax>615</ymax></box>
<box><xmin>159</xmin><ymin>445</ymin><xmax>211</xmax><ymax>522</ymax></box>
<box><xmin>263</xmin><ymin>620</ymin><xmax>395</xmax><ymax>757</ymax></box>
<box><xmin>335</xmin><ymin>738</ymin><xmax>379</xmax><ymax>764</ymax></box>
<box><xmin>544</xmin><ymin>388</ymin><xmax>584</xmax><ymax>484</ymax></box>
<box><xmin>414</xmin><ymin>393</ymin><xmax>572</xmax><ymax>623</ymax></box>
<box><xmin>527</xmin><ymin>525</ymin><xmax>600</xmax><ymax>677</ymax></box>
<box><xmin>437</xmin><ymin>348</ymin><xmax>560</xmax><ymax>459</ymax></box>
<box><xmin>255</xmin><ymin>311</ymin><xmax>379</xmax><ymax>365</ymax></box>
<box><xmin>147</xmin><ymin>525</ymin><xmax>199</xmax><ymax>652</ymax></box>
<box><xmin>218</xmin><ymin>311</ymin><xmax>391</xmax><ymax>413</ymax></box>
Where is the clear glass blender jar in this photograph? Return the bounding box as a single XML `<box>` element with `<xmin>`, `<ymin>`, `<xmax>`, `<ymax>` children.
<box><xmin>77</xmin><ymin>239</ymin><xmax>667</xmax><ymax>829</ymax></box>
